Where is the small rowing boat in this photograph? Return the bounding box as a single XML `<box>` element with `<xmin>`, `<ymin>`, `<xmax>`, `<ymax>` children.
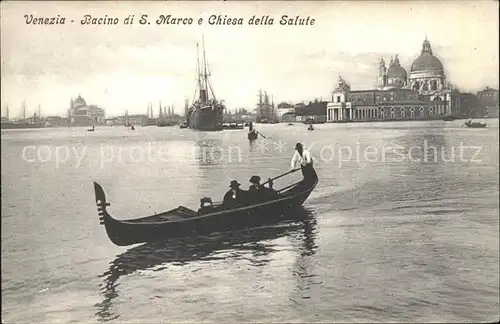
<box><xmin>463</xmin><ymin>119</ymin><xmax>486</xmax><ymax>128</ymax></box>
<box><xmin>248</xmin><ymin>130</ymin><xmax>258</xmax><ymax>140</ymax></box>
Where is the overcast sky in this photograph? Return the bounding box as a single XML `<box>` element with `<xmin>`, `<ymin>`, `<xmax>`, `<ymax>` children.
<box><xmin>1</xmin><ymin>0</ymin><xmax>498</xmax><ymax>117</ymax></box>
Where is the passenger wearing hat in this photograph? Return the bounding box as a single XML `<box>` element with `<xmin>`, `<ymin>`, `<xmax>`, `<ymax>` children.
<box><xmin>222</xmin><ymin>180</ymin><xmax>248</xmax><ymax>207</ymax></box>
<box><xmin>291</xmin><ymin>142</ymin><xmax>316</xmax><ymax>182</ymax></box>
<box><xmin>248</xmin><ymin>175</ymin><xmax>278</xmax><ymax>203</ymax></box>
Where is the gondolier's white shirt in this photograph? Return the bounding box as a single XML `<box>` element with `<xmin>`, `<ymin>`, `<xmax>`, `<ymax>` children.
<box><xmin>291</xmin><ymin>149</ymin><xmax>312</xmax><ymax>169</ymax></box>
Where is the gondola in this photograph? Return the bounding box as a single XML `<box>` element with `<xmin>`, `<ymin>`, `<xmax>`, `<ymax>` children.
<box><xmin>247</xmin><ymin>122</ymin><xmax>259</xmax><ymax>140</ymax></box>
<box><xmin>463</xmin><ymin>120</ymin><xmax>486</xmax><ymax>128</ymax></box>
<box><xmin>307</xmin><ymin>125</ymin><xmax>314</xmax><ymax>131</ymax></box>
<box><xmin>93</xmin><ymin>168</ymin><xmax>318</xmax><ymax>246</ymax></box>
<box><xmin>247</xmin><ymin>130</ymin><xmax>258</xmax><ymax>140</ymax></box>
<box><xmin>441</xmin><ymin>115</ymin><xmax>456</xmax><ymax>121</ymax></box>
<box><xmin>222</xmin><ymin>123</ymin><xmax>245</xmax><ymax>130</ymax></box>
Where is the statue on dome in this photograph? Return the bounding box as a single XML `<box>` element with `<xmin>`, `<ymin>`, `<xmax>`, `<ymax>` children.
<box><xmin>336</xmin><ymin>76</ymin><xmax>351</xmax><ymax>92</ymax></box>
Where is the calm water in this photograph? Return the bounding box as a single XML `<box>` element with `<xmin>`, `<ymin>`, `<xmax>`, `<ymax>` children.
<box><xmin>2</xmin><ymin>120</ymin><xmax>499</xmax><ymax>323</ymax></box>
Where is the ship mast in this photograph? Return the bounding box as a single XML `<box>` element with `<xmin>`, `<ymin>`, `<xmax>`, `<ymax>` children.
<box><xmin>259</xmin><ymin>89</ymin><xmax>263</xmax><ymax>118</ymax></box>
<box><xmin>207</xmin><ymin>62</ymin><xmax>217</xmax><ymax>101</ymax></box>
<box><xmin>196</xmin><ymin>42</ymin><xmax>202</xmax><ymax>99</ymax></box>
<box><xmin>202</xmin><ymin>35</ymin><xmax>209</xmax><ymax>102</ymax></box>
<box><xmin>21</xmin><ymin>101</ymin><xmax>26</xmax><ymax>121</ymax></box>
<box><xmin>4</xmin><ymin>103</ymin><xmax>9</xmax><ymax>121</ymax></box>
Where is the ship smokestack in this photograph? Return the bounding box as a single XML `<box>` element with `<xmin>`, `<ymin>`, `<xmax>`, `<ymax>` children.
<box><xmin>200</xmin><ymin>89</ymin><xmax>208</xmax><ymax>103</ymax></box>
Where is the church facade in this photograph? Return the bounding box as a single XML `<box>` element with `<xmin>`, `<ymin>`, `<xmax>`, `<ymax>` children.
<box><xmin>327</xmin><ymin>38</ymin><xmax>472</xmax><ymax>122</ymax></box>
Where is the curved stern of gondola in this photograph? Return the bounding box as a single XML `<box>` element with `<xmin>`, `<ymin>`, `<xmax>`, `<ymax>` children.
<box><xmin>94</xmin><ymin>182</ymin><xmax>134</xmax><ymax>246</ymax></box>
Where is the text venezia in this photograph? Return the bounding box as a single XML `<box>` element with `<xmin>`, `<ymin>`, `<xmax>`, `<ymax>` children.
<box><xmin>24</xmin><ymin>14</ymin><xmax>315</xmax><ymax>26</ymax></box>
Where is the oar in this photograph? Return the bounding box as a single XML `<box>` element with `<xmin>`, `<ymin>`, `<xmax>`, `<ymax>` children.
<box><xmin>257</xmin><ymin>131</ymin><xmax>266</xmax><ymax>139</ymax></box>
<box><xmin>262</xmin><ymin>168</ymin><xmax>300</xmax><ymax>186</ymax></box>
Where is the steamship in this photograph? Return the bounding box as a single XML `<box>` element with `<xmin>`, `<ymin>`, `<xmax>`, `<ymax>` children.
<box><xmin>186</xmin><ymin>36</ymin><xmax>225</xmax><ymax>131</ymax></box>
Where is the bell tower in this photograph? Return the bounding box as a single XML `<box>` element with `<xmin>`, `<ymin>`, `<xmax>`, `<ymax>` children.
<box><xmin>377</xmin><ymin>57</ymin><xmax>387</xmax><ymax>89</ymax></box>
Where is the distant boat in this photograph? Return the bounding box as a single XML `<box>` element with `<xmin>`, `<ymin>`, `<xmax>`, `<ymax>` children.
<box><xmin>442</xmin><ymin>115</ymin><xmax>456</xmax><ymax>121</ymax></box>
<box><xmin>158</xmin><ymin>120</ymin><xmax>177</xmax><ymax>127</ymax></box>
<box><xmin>463</xmin><ymin>119</ymin><xmax>486</xmax><ymax>128</ymax></box>
<box><xmin>222</xmin><ymin>123</ymin><xmax>244</xmax><ymax>130</ymax></box>
<box><xmin>186</xmin><ymin>36</ymin><xmax>225</xmax><ymax>131</ymax></box>
<box><xmin>248</xmin><ymin>130</ymin><xmax>258</xmax><ymax>140</ymax></box>
<box><xmin>255</xmin><ymin>90</ymin><xmax>278</xmax><ymax>124</ymax></box>
<box><xmin>0</xmin><ymin>102</ymin><xmax>46</xmax><ymax>129</ymax></box>
<box><xmin>307</xmin><ymin>125</ymin><xmax>314</xmax><ymax>131</ymax></box>
<box><xmin>130</xmin><ymin>125</ymin><xmax>135</xmax><ymax>130</ymax></box>
<box><xmin>157</xmin><ymin>104</ymin><xmax>178</xmax><ymax>127</ymax></box>
<box><xmin>87</xmin><ymin>125</ymin><xmax>95</xmax><ymax>132</ymax></box>
<box><xmin>179</xmin><ymin>121</ymin><xmax>188</xmax><ymax>129</ymax></box>
<box><xmin>248</xmin><ymin>122</ymin><xmax>258</xmax><ymax>140</ymax></box>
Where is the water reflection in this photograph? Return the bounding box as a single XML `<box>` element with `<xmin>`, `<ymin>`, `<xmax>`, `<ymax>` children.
<box><xmin>288</xmin><ymin>212</ymin><xmax>319</xmax><ymax>296</ymax></box>
<box><xmin>95</xmin><ymin>207</ymin><xmax>318</xmax><ymax>322</ymax></box>
<box><xmin>392</xmin><ymin>133</ymin><xmax>448</xmax><ymax>162</ymax></box>
<box><xmin>391</xmin><ymin>133</ymin><xmax>451</xmax><ymax>179</ymax></box>
<box><xmin>249</xmin><ymin>139</ymin><xmax>257</xmax><ymax>153</ymax></box>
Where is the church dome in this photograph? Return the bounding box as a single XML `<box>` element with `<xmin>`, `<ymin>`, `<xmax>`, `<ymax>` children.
<box><xmin>387</xmin><ymin>55</ymin><xmax>407</xmax><ymax>80</ymax></box>
<box><xmin>410</xmin><ymin>38</ymin><xmax>444</xmax><ymax>72</ymax></box>
<box><xmin>73</xmin><ymin>95</ymin><xmax>87</xmax><ymax>108</ymax></box>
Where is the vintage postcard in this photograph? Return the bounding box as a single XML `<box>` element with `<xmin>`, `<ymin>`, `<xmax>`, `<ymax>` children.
<box><xmin>1</xmin><ymin>0</ymin><xmax>499</xmax><ymax>322</ymax></box>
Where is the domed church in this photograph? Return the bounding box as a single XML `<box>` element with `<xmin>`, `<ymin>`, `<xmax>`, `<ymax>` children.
<box><xmin>377</xmin><ymin>37</ymin><xmax>449</xmax><ymax>94</ymax></box>
<box><xmin>68</xmin><ymin>94</ymin><xmax>106</xmax><ymax>126</ymax></box>
<box><xmin>326</xmin><ymin>37</ymin><xmax>478</xmax><ymax>123</ymax></box>
<box><xmin>377</xmin><ymin>55</ymin><xmax>408</xmax><ymax>90</ymax></box>
<box><xmin>408</xmin><ymin>37</ymin><xmax>447</xmax><ymax>93</ymax></box>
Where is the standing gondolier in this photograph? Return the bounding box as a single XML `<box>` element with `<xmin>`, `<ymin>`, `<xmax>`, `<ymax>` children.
<box><xmin>291</xmin><ymin>143</ymin><xmax>317</xmax><ymax>183</ymax></box>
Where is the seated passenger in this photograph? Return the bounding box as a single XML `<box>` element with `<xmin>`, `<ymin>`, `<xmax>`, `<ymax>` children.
<box><xmin>248</xmin><ymin>176</ymin><xmax>278</xmax><ymax>203</ymax></box>
<box><xmin>223</xmin><ymin>180</ymin><xmax>248</xmax><ymax>208</ymax></box>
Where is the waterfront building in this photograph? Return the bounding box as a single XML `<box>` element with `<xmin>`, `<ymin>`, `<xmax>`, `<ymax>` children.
<box><xmin>327</xmin><ymin>38</ymin><xmax>478</xmax><ymax>122</ymax></box>
<box><xmin>224</xmin><ymin>108</ymin><xmax>256</xmax><ymax>122</ymax></box>
<box><xmin>276</xmin><ymin>102</ymin><xmax>295</xmax><ymax>122</ymax></box>
<box><xmin>45</xmin><ymin>116</ymin><xmax>69</xmax><ymax>127</ymax></box>
<box><xmin>477</xmin><ymin>87</ymin><xmax>499</xmax><ymax>118</ymax></box>
<box><xmin>68</xmin><ymin>95</ymin><xmax>105</xmax><ymax>126</ymax></box>
<box><xmin>295</xmin><ymin>100</ymin><xmax>327</xmax><ymax>123</ymax></box>
<box><xmin>127</xmin><ymin>114</ymin><xmax>149</xmax><ymax>126</ymax></box>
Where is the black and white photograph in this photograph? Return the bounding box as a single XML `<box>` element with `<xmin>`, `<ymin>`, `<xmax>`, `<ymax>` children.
<box><xmin>1</xmin><ymin>0</ymin><xmax>499</xmax><ymax>322</ymax></box>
